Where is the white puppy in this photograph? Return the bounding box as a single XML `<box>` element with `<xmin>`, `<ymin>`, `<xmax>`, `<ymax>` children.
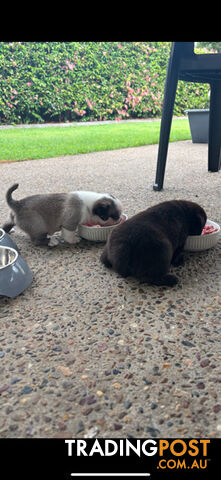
<box><xmin>2</xmin><ymin>184</ymin><xmax>123</xmax><ymax>247</ymax></box>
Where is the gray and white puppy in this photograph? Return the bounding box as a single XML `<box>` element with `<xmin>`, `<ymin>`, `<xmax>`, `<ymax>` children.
<box><xmin>2</xmin><ymin>184</ymin><xmax>123</xmax><ymax>246</ymax></box>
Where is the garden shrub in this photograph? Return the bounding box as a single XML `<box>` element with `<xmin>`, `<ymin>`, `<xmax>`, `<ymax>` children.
<box><xmin>0</xmin><ymin>42</ymin><xmax>210</xmax><ymax>124</ymax></box>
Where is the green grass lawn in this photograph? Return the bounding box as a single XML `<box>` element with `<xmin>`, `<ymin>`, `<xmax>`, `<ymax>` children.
<box><xmin>0</xmin><ymin>119</ymin><xmax>191</xmax><ymax>162</ymax></box>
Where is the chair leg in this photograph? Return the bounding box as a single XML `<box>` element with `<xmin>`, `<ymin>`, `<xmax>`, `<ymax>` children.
<box><xmin>208</xmin><ymin>81</ymin><xmax>221</xmax><ymax>172</ymax></box>
<box><xmin>153</xmin><ymin>54</ymin><xmax>179</xmax><ymax>191</ymax></box>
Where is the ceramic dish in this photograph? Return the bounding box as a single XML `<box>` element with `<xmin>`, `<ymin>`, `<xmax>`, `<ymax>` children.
<box><xmin>78</xmin><ymin>213</ymin><xmax>128</xmax><ymax>242</ymax></box>
<box><xmin>184</xmin><ymin>219</ymin><xmax>220</xmax><ymax>251</ymax></box>
<box><xmin>0</xmin><ymin>246</ymin><xmax>33</xmax><ymax>298</ymax></box>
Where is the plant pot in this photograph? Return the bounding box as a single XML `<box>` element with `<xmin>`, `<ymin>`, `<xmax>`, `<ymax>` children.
<box><xmin>186</xmin><ymin>109</ymin><xmax>209</xmax><ymax>143</ymax></box>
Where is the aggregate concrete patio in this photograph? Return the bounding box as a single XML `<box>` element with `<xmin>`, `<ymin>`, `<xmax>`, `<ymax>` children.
<box><xmin>0</xmin><ymin>140</ymin><xmax>220</xmax><ymax>438</ymax></box>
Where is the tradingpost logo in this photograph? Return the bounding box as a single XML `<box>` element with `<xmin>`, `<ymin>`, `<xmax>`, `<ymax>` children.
<box><xmin>157</xmin><ymin>439</ymin><xmax>210</xmax><ymax>471</ymax></box>
<box><xmin>65</xmin><ymin>438</ymin><xmax>211</xmax><ymax>477</ymax></box>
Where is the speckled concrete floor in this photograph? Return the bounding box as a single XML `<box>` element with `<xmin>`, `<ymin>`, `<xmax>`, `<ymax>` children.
<box><xmin>0</xmin><ymin>141</ymin><xmax>220</xmax><ymax>438</ymax></box>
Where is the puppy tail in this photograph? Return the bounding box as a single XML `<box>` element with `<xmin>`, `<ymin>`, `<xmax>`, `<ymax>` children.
<box><xmin>2</xmin><ymin>221</ymin><xmax>15</xmax><ymax>233</ymax></box>
<box><xmin>6</xmin><ymin>183</ymin><xmax>20</xmax><ymax>211</ymax></box>
<box><xmin>2</xmin><ymin>212</ymin><xmax>16</xmax><ymax>234</ymax></box>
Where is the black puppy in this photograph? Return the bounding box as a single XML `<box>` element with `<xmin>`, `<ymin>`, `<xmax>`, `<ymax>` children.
<box><xmin>100</xmin><ymin>200</ymin><xmax>207</xmax><ymax>286</ymax></box>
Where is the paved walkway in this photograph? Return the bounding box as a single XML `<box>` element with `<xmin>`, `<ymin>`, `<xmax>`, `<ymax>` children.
<box><xmin>0</xmin><ymin>141</ymin><xmax>220</xmax><ymax>438</ymax></box>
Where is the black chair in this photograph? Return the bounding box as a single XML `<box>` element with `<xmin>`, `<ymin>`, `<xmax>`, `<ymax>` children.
<box><xmin>153</xmin><ymin>42</ymin><xmax>221</xmax><ymax>191</ymax></box>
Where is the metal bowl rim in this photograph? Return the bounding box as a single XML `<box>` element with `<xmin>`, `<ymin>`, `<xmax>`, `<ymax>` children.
<box><xmin>0</xmin><ymin>245</ymin><xmax>19</xmax><ymax>270</ymax></box>
<box><xmin>0</xmin><ymin>228</ymin><xmax>5</xmax><ymax>240</ymax></box>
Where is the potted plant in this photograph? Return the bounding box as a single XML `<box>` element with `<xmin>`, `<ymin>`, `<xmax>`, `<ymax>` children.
<box><xmin>186</xmin><ymin>108</ymin><xmax>209</xmax><ymax>143</ymax></box>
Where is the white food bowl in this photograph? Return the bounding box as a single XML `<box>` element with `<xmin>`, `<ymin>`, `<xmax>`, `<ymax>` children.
<box><xmin>184</xmin><ymin>219</ymin><xmax>220</xmax><ymax>252</ymax></box>
<box><xmin>78</xmin><ymin>213</ymin><xmax>128</xmax><ymax>242</ymax></box>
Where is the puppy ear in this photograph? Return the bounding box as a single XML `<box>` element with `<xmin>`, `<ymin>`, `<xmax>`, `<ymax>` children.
<box><xmin>190</xmin><ymin>211</ymin><xmax>207</xmax><ymax>235</ymax></box>
<box><xmin>93</xmin><ymin>201</ymin><xmax>110</xmax><ymax>221</ymax></box>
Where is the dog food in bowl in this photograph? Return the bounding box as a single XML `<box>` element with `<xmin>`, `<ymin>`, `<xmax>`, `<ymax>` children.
<box><xmin>184</xmin><ymin>219</ymin><xmax>220</xmax><ymax>251</ymax></box>
<box><xmin>201</xmin><ymin>224</ymin><xmax>219</xmax><ymax>235</ymax></box>
<box><xmin>78</xmin><ymin>214</ymin><xmax>128</xmax><ymax>242</ymax></box>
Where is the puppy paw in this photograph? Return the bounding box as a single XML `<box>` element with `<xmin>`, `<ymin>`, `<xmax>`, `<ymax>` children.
<box><xmin>162</xmin><ymin>274</ymin><xmax>178</xmax><ymax>286</ymax></box>
<box><xmin>62</xmin><ymin>227</ymin><xmax>80</xmax><ymax>244</ymax></box>
<box><xmin>100</xmin><ymin>249</ymin><xmax>112</xmax><ymax>268</ymax></box>
<box><xmin>172</xmin><ymin>253</ymin><xmax>185</xmax><ymax>267</ymax></box>
<box><xmin>71</xmin><ymin>236</ymin><xmax>81</xmax><ymax>244</ymax></box>
<box><xmin>48</xmin><ymin>236</ymin><xmax>59</xmax><ymax>247</ymax></box>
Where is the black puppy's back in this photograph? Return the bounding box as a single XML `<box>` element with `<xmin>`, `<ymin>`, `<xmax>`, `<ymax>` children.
<box><xmin>100</xmin><ymin>200</ymin><xmax>207</xmax><ymax>286</ymax></box>
<box><xmin>101</xmin><ymin>215</ymin><xmax>176</xmax><ymax>285</ymax></box>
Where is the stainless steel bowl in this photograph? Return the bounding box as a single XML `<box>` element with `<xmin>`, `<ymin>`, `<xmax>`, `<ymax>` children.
<box><xmin>0</xmin><ymin>228</ymin><xmax>19</xmax><ymax>251</ymax></box>
<box><xmin>0</xmin><ymin>246</ymin><xmax>18</xmax><ymax>269</ymax></box>
<box><xmin>0</xmin><ymin>246</ymin><xmax>33</xmax><ymax>298</ymax></box>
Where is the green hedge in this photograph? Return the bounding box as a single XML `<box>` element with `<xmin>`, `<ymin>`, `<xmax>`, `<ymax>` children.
<box><xmin>0</xmin><ymin>42</ymin><xmax>210</xmax><ymax>124</ymax></box>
